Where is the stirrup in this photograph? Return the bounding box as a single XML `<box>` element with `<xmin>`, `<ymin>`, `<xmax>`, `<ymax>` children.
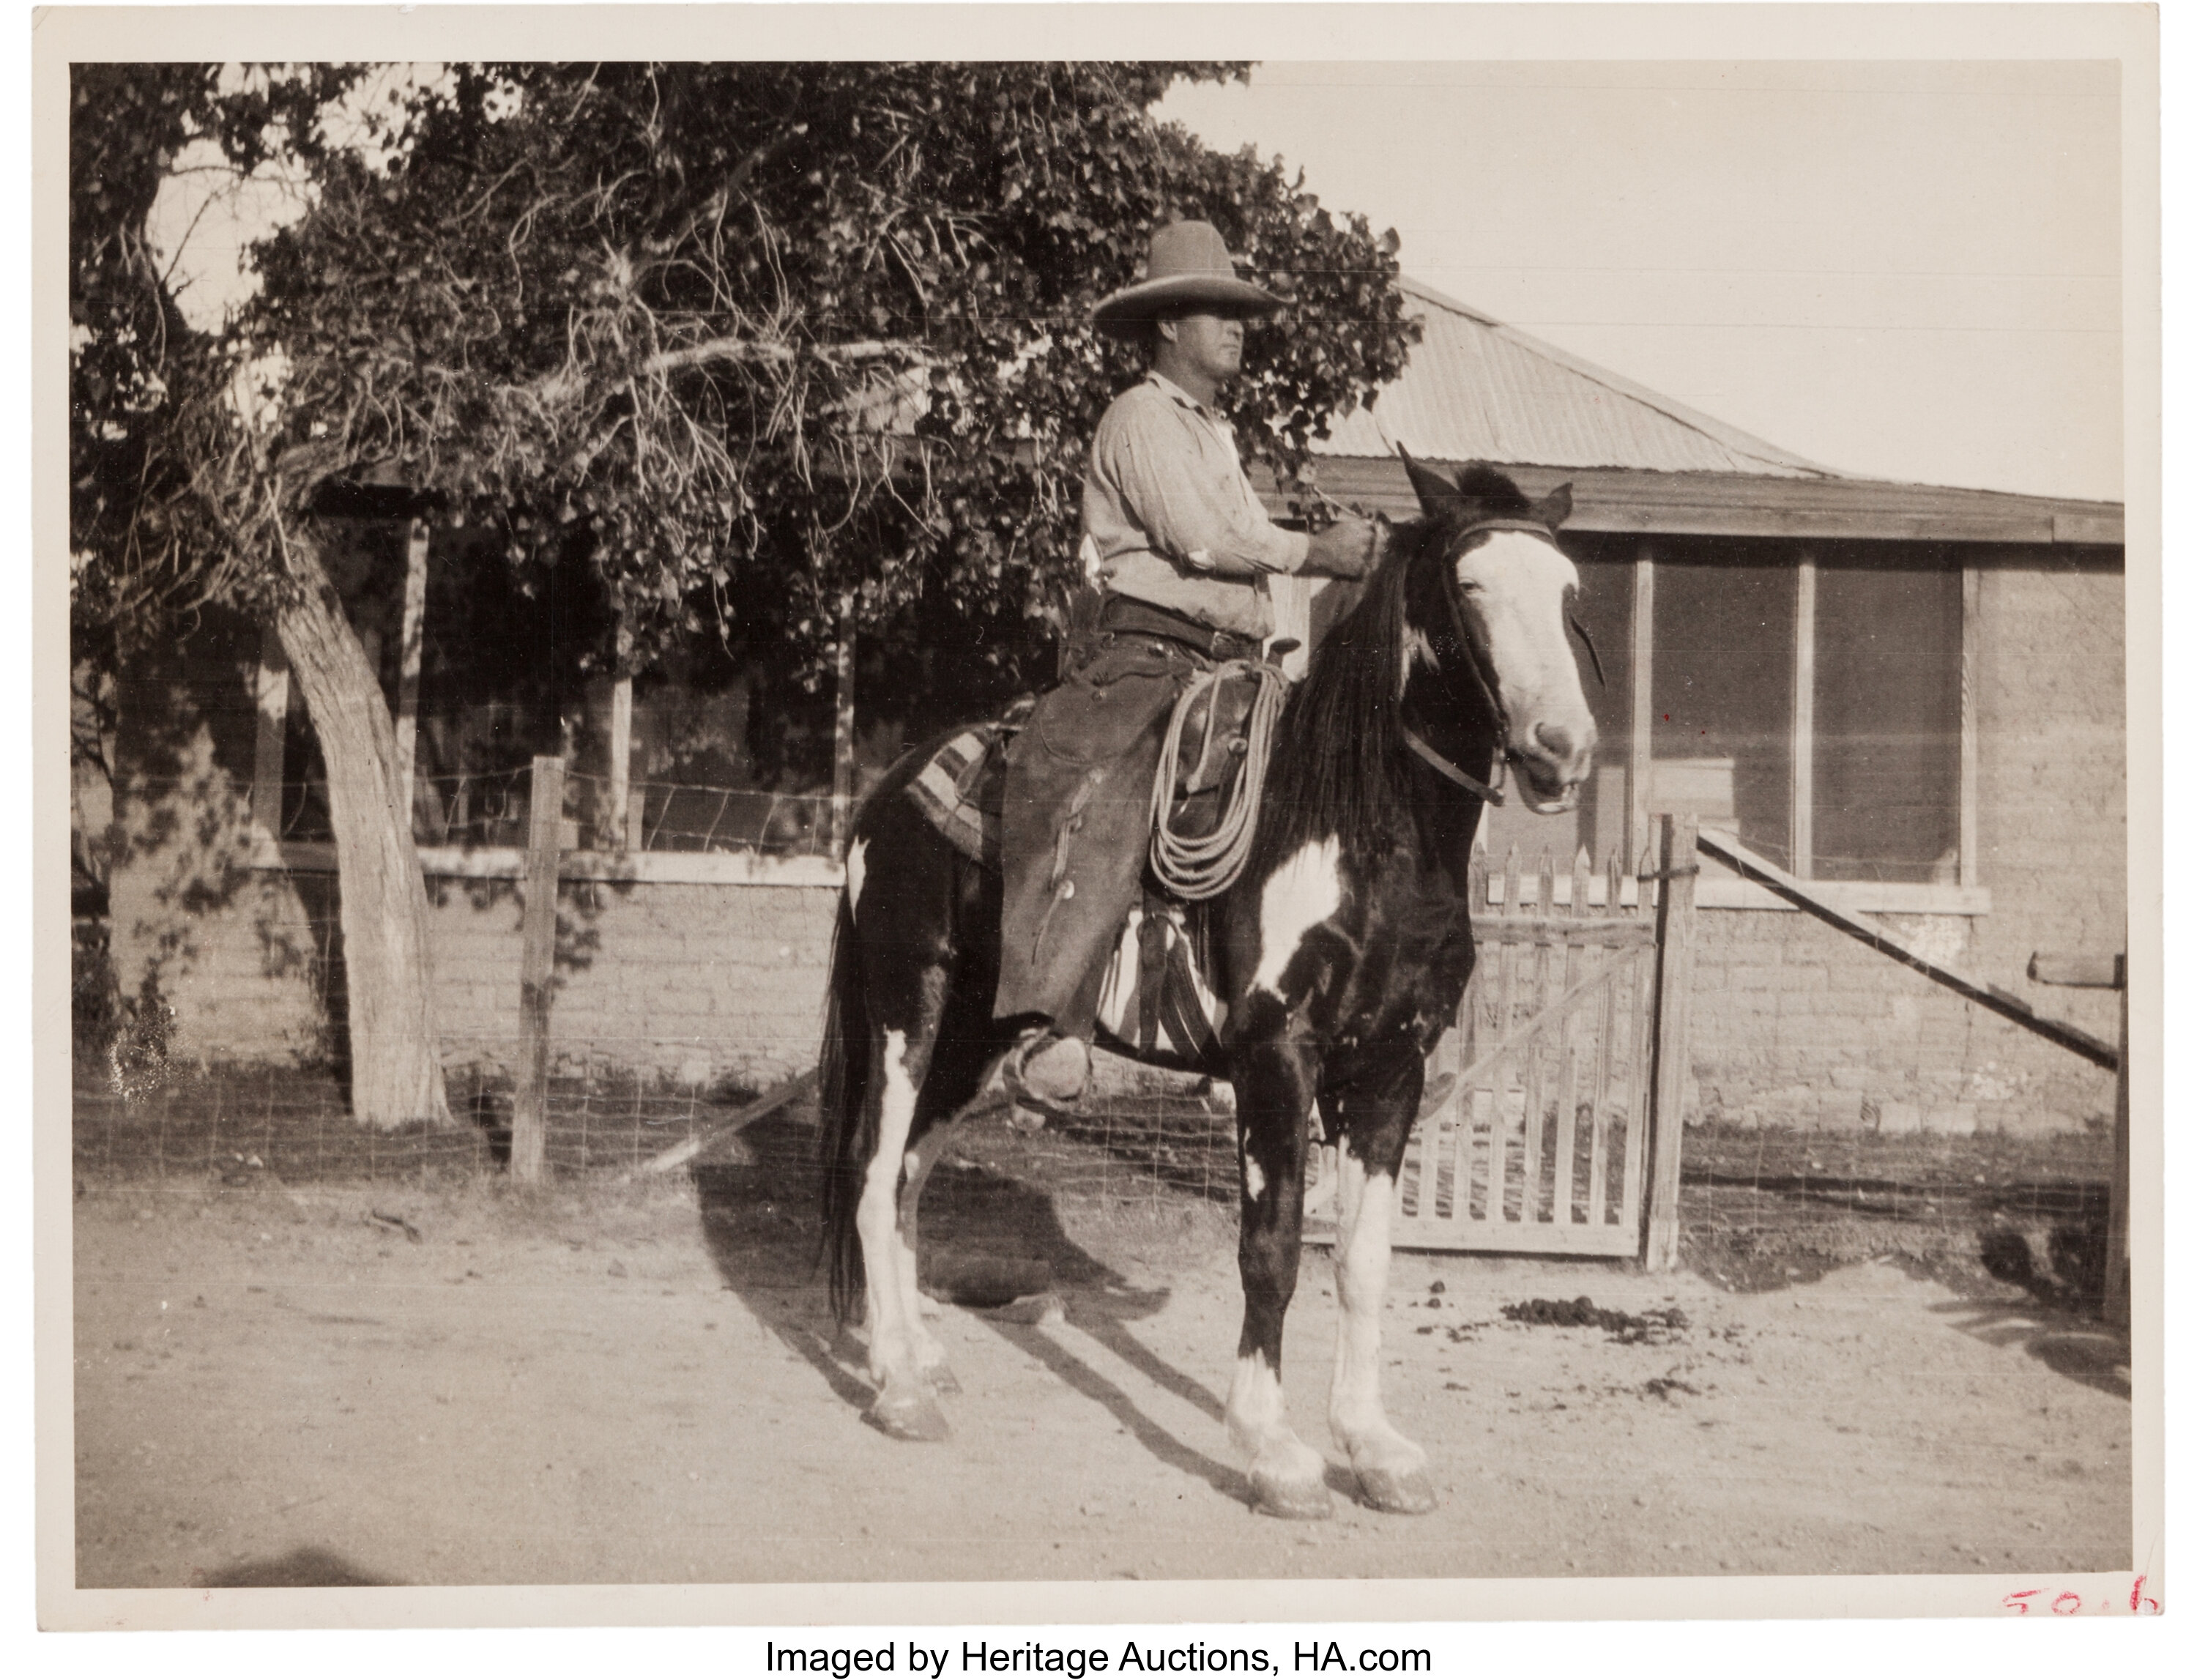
<box><xmin>999</xmin><ymin>1033</ymin><xmax>1088</xmax><ymax>1131</ymax></box>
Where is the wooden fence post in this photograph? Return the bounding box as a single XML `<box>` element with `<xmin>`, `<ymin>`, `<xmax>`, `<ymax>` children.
<box><xmin>511</xmin><ymin>754</ymin><xmax>565</xmax><ymax>1183</ymax></box>
<box><xmin>1642</xmin><ymin>812</ymin><xmax>1698</xmax><ymax>1271</ymax></box>
<box><xmin>2108</xmin><ymin>974</ymin><xmax>2130</xmax><ymax>1328</ymax></box>
<box><xmin>2028</xmin><ymin>948</ymin><xmax>2129</xmax><ymax>1329</ymax></box>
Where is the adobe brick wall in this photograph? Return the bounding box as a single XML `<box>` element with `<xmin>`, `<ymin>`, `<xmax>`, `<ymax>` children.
<box><xmin>103</xmin><ymin>551</ymin><xmax>2126</xmax><ymax>1134</ymax></box>
<box><xmin>1681</xmin><ymin>555</ymin><xmax>2124</xmax><ymax>1137</ymax></box>
<box><xmin>424</xmin><ymin>875</ymin><xmax>839</xmax><ymax>1090</ymax></box>
<box><xmin>101</xmin><ymin>609</ymin><xmax>841</xmax><ymax>1090</ymax></box>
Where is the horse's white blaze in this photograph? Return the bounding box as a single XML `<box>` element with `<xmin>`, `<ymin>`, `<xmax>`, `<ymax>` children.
<box><xmin>857</xmin><ymin>1029</ymin><xmax>921</xmax><ymax>1382</ymax></box>
<box><xmin>844</xmin><ymin>838</ymin><xmax>869</xmax><ymax>915</ymax></box>
<box><xmin>1457</xmin><ymin>530</ymin><xmax>1596</xmax><ymax>809</ymax></box>
<box><xmin>1326</xmin><ymin>1152</ymin><xmax>1420</xmax><ymax>1473</ymax></box>
<box><xmin>1251</xmin><ymin>838</ymin><xmax>1342</xmax><ymax>1000</ymax></box>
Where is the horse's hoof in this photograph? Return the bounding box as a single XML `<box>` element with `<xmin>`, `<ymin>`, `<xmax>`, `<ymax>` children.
<box><xmin>1249</xmin><ymin>1471</ymin><xmax>1334</xmax><ymax>1521</ymax></box>
<box><xmin>1354</xmin><ymin>1465</ymin><xmax>1438</xmax><ymax>1515</ymax></box>
<box><xmin>864</xmin><ymin>1383</ymin><xmax>951</xmax><ymax>1442</ymax></box>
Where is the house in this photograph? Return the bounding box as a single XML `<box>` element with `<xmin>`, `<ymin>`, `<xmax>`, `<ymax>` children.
<box><xmin>94</xmin><ymin>278</ymin><xmax>2126</xmax><ymax>1134</ymax></box>
<box><xmin>1265</xmin><ymin>279</ymin><xmax>2126</xmax><ymax>1134</ymax></box>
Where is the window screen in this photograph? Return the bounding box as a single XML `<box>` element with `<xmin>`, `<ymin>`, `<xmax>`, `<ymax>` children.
<box><xmin>1649</xmin><ymin>552</ymin><xmax>1796</xmax><ymax>871</ymax></box>
<box><xmin>1812</xmin><ymin>556</ymin><xmax>1962</xmax><ymax>882</ymax></box>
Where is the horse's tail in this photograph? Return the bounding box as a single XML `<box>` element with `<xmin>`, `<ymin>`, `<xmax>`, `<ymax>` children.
<box><xmin>816</xmin><ymin>887</ymin><xmax>872</xmax><ymax>1324</ymax></box>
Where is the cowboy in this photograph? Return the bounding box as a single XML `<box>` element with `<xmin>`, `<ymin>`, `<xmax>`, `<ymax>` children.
<box><xmin>993</xmin><ymin>221</ymin><xmax>1380</xmax><ymax>1110</ymax></box>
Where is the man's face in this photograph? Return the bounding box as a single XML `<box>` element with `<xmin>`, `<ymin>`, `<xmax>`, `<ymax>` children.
<box><xmin>1159</xmin><ymin>311</ymin><xmax>1246</xmax><ymax>384</ymax></box>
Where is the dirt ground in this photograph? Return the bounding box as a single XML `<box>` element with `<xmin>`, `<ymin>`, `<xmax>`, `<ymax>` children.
<box><xmin>70</xmin><ymin>1101</ymin><xmax>2132</xmax><ymax>1591</ymax></box>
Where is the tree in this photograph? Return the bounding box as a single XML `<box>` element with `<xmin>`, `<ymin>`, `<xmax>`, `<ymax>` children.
<box><xmin>73</xmin><ymin>63</ymin><xmax>453</xmax><ymax>1130</ymax></box>
<box><xmin>73</xmin><ymin>61</ymin><xmax>1421</xmax><ymax>1129</ymax></box>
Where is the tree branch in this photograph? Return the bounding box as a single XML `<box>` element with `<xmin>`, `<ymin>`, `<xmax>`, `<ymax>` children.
<box><xmin>641</xmin><ymin>335</ymin><xmax>924</xmax><ymax>376</ymax></box>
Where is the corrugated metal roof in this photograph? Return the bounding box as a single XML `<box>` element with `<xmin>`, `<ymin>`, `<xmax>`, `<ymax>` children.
<box><xmin>1317</xmin><ymin>278</ymin><xmax>1840</xmax><ymax>479</ymax></box>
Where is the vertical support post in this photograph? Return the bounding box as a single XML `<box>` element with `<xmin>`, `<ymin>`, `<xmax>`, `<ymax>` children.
<box><xmin>1642</xmin><ymin>812</ymin><xmax>1698</xmax><ymax>1271</ymax></box>
<box><xmin>393</xmin><ymin>518</ymin><xmax>431</xmax><ymax>830</ymax></box>
<box><xmin>2105</xmin><ymin>956</ymin><xmax>2130</xmax><ymax>1329</ymax></box>
<box><xmin>250</xmin><ymin>632</ymin><xmax>291</xmax><ymax>843</ymax></box>
<box><xmin>1790</xmin><ymin>554</ymin><xmax>1815</xmax><ymax>877</ymax></box>
<box><xmin>1629</xmin><ymin>544</ymin><xmax>1655</xmax><ymax>863</ymax></box>
<box><xmin>608</xmin><ymin>619</ymin><xmax>633</xmax><ymax>852</ymax></box>
<box><xmin>830</xmin><ymin>598</ymin><xmax>857</xmax><ymax>860</ymax></box>
<box><xmin>511</xmin><ymin>754</ymin><xmax>565</xmax><ymax>1185</ymax></box>
<box><xmin>1959</xmin><ymin>565</ymin><xmax>1982</xmax><ymax>889</ymax></box>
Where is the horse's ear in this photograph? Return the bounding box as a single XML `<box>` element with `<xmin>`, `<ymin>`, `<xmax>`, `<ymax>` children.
<box><xmin>1534</xmin><ymin>483</ymin><xmax>1573</xmax><ymax>529</ymax></box>
<box><xmin>1398</xmin><ymin>446</ymin><xmax>1458</xmax><ymax>513</ymax></box>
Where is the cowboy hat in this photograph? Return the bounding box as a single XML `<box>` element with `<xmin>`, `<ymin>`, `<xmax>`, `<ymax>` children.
<box><xmin>1092</xmin><ymin>220</ymin><xmax>1285</xmax><ymax>337</ymax></box>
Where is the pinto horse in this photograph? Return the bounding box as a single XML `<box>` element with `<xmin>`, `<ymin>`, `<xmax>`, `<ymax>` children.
<box><xmin>815</xmin><ymin>459</ymin><xmax>1596</xmax><ymax>1518</ymax></box>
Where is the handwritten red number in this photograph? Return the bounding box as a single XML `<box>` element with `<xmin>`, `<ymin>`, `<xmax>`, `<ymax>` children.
<box><xmin>2002</xmin><ymin>1591</ymin><xmax>2037</xmax><ymax>1615</ymax></box>
<box><xmin>2051</xmin><ymin>1592</ymin><xmax>2082</xmax><ymax>1616</ymax></box>
<box><xmin>2131</xmin><ymin>1577</ymin><xmax>2160</xmax><ymax>1615</ymax></box>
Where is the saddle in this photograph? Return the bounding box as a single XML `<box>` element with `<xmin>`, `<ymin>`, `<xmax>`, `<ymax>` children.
<box><xmin>899</xmin><ymin>667</ymin><xmax>1269</xmax><ymax>1065</ymax></box>
<box><xmin>902</xmin><ymin>667</ymin><xmax>1268</xmax><ymax>874</ymax></box>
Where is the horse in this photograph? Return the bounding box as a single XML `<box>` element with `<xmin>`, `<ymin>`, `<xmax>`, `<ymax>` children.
<box><xmin>814</xmin><ymin>458</ymin><xmax>1597</xmax><ymax>1519</ymax></box>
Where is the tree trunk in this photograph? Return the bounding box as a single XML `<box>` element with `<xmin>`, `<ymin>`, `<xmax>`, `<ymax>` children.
<box><xmin>275</xmin><ymin>530</ymin><xmax>452</xmax><ymax>1130</ymax></box>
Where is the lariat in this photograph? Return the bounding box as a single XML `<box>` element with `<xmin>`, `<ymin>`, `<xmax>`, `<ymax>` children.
<box><xmin>1147</xmin><ymin>659</ymin><xmax>1288</xmax><ymax>900</ymax></box>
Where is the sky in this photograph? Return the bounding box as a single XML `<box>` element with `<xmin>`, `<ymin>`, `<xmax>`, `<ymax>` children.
<box><xmin>1158</xmin><ymin>61</ymin><xmax>2123</xmax><ymax>502</ymax></box>
<box><xmin>145</xmin><ymin>58</ymin><xmax>2125</xmax><ymax>505</ymax></box>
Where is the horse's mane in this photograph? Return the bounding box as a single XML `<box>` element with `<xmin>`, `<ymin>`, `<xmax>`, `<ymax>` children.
<box><xmin>1256</xmin><ymin>519</ymin><xmax>1438</xmax><ymax>868</ymax></box>
<box><xmin>1257</xmin><ymin>463</ymin><xmax>1539</xmax><ymax>868</ymax></box>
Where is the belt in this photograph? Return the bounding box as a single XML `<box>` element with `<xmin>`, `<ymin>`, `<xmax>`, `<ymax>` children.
<box><xmin>1098</xmin><ymin>595</ymin><xmax>1260</xmax><ymax>662</ymax></box>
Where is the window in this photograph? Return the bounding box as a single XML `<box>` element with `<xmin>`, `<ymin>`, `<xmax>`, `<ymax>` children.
<box><xmin>1811</xmin><ymin>556</ymin><xmax>1963</xmax><ymax>883</ymax></box>
<box><xmin>1607</xmin><ymin>535</ymin><xmax>1973</xmax><ymax>907</ymax></box>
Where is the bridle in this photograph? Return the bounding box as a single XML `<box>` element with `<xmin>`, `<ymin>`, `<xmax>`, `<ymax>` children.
<box><xmin>1400</xmin><ymin>516</ymin><xmax>1603</xmax><ymax>808</ymax></box>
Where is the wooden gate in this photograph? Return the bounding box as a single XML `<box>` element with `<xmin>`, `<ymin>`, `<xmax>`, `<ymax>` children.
<box><xmin>1308</xmin><ymin>814</ymin><xmax>1697</xmax><ymax>1266</ymax></box>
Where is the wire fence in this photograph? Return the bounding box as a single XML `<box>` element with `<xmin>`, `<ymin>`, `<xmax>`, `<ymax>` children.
<box><xmin>273</xmin><ymin>767</ymin><xmax>839</xmax><ymax>860</ymax></box>
<box><xmin>74</xmin><ymin>792</ymin><xmax>2117</xmax><ymax>1310</ymax></box>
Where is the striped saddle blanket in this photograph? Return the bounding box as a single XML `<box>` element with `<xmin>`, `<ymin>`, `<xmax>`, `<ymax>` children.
<box><xmin>903</xmin><ymin>722</ymin><xmax>1011</xmax><ymax>870</ymax></box>
<box><xmin>899</xmin><ymin>715</ymin><xmax>1227</xmax><ymax>1063</ymax></box>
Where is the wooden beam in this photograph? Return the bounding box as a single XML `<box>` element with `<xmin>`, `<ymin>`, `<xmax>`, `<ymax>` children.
<box><xmin>2027</xmin><ymin>952</ymin><xmax>2123</xmax><ymax>989</ymax></box>
<box><xmin>1960</xmin><ymin>565</ymin><xmax>1983</xmax><ymax>890</ymax></box>
<box><xmin>607</xmin><ymin>614</ymin><xmax>634</xmax><ymax>853</ymax></box>
<box><xmin>511</xmin><ymin>754</ymin><xmax>565</xmax><ymax>1184</ymax></box>
<box><xmin>1629</xmin><ymin>545</ymin><xmax>1654</xmax><ymax>863</ymax></box>
<box><xmin>628</xmin><ymin>1065</ymin><xmax>819</xmax><ymax>1178</ymax></box>
<box><xmin>1272</xmin><ymin>459</ymin><xmax>2126</xmax><ymax>547</ymax></box>
<box><xmin>393</xmin><ymin>519</ymin><xmax>430</xmax><ymax>828</ymax></box>
<box><xmin>1643</xmin><ymin>813</ymin><xmax>1699</xmax><ymax>1272</ymax></box>
<box><xmin>1791</xmin><ymin>553</ymin><xmax>1816</xmax><ymax>878</ymax></box>
<box><xmin>250</xmin><ymin>633</ymin><xmax>291</xmax><ymax>839</ymax></box>
<box><xmin>830</xmin><ymin>601</ymin><xmax>857</xmax><ymax>860</ymax></box>
<box><xmin>2106</xmin><ymin>981</ymin><xmax>2130</xmax><ymax>1329</ymax></box>
<box><xmin>1698</xmin><ymin>828</ymin><xmax>2119</xmax><ymax>1069</ymax></box>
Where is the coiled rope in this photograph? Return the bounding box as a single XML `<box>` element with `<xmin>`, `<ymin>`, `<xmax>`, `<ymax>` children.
<box><xmin>1148</xmin><ymin>659</ymin><xmax>1289</xmax><ymax>900</ymax></box>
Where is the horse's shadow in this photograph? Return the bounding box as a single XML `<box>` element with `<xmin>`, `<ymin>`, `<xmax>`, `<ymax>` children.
<box><xmin>690</xmin><ymin>1111</ymin><xmax>1253</xmax><ymax>1503</ymax></box>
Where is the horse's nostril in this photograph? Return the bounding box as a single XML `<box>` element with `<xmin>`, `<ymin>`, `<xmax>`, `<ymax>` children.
<box><xmin>1534</xmin><ymin>722</ymin><xmax>1578</xmax><ymax>760</ymax></box>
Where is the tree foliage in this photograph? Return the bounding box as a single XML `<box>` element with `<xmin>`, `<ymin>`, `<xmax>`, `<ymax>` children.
<box><xmin>234</xmin><ymin>62</ymin><xmax>1421</xmax><ymax>730</ymax></box>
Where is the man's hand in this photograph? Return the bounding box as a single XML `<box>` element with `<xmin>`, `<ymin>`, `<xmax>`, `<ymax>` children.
<box><xmin>1304</xmin><ymin>514</ymin><xmax>1380</xmax><ymax>579</ymax></box>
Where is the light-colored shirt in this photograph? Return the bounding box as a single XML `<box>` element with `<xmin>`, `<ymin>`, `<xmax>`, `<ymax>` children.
<box><xmin>1082</xmin><ymin>373</ymin><xmax>1309</xmax><ymax>639</ymax></box>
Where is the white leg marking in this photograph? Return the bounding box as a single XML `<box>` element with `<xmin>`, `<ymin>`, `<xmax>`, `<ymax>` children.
<box><xmin>1326</xmin><ymin>1154</ymin><xmax>1424</xmax><ymax>1477</ymax></box>
<box><xmin>1241</xmin><ymin>1147</ymin><xmax>1267</xmax><ymax>1205</ymax></box>
<box><xmin>844</xmin><ymin>838</ymin><xmax>869</xmax><ymax>915</ymax></box>
<box><xmin>1251</xmin><ymin>839</ymin><xmax>1343</xmax><ymax>1000</ymax></box>
<box><xmin>856</xmin><ymin>1030</ymin><xmax>919</xmax><ymax>1387</ymax></box>
<box><xmin>896</xmin><ymin>1148</ymin><xmax>949</xmax><ymax>1375</ymax></box>
<box><xmin>1227</xmin><ymin>1350</ymin><xmax>1328</xmax><ymax>1501</ymax></box>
